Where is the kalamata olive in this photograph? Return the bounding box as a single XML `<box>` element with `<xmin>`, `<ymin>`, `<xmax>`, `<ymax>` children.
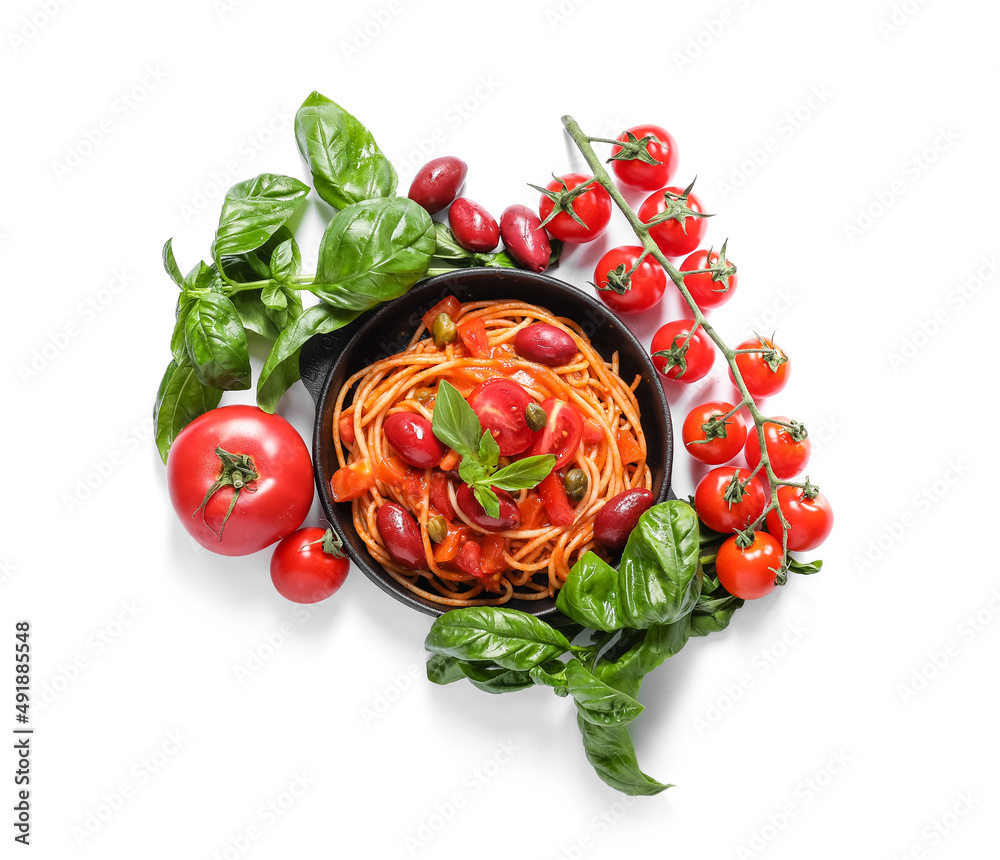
<box><xmin>513</xmin><ymin>323</ymin><xmax>578</xmax><ymax>367</ymax></box>
<box><xmin>383</xmin><ymin>412</ymin><xmax>445</xmax><ymax>469</ymax></box>
<box><xmin>456</xmin><ymin>484</ymin><xmax>521</xmax><ymax>532</ymax></box>
<box><xmin>499</xmin><ymin>204</ymin><xmax>552</xmax><ymax>273</ymax></box>
<box><xmin>449</xmin><ymin>198</ymin><xmax>500</xmax><ymax>253</ymax></box>
<box><xmin>593</xmin><ymin>488</ymin><xmax>655</xmax><ymax>553</ymax></box>
<box><xmin>433</xmin><ymin>313</ymin><xmax>457</xmax><ymax>347</ymax></box>
<box><xmin>376</xmin><ymin>503</ymin><xmax>425</xmax><ymax>569</ymax></box>
<box><xmin>407</xmin><ymin>156</ymin><xmax>468</xmax><ymax>215</ymax></box>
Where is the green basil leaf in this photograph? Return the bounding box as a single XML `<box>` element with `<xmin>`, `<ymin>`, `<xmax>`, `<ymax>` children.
<box><xmin>432</xmin><ymin>380</ymin><xmax>482</xmax><ymax>458</ymax></box>
<box><xmin>162</xmin><ymin>238</ymin><xmax>184</xmax><ymax>287</ymax></box>
<box><xmin>689</xmin><ymin>601</ymin><xmax>743</xmax><ymax>638</ymax></box>
<box><xmin>489</xmin><ymin>455</ymin><xmax>556</xmax><ymax>492</ymax></box>
<box><xmin>183</xmin><ymin>292</ymin><xmax>251</xmax><ymax>391</ymax></box>
<box><xmin>432</xmin><ymin>222</ymin><xmax>474</xmax><ymax>261</ymax></box>
<box><xmin>479</xmin><ymin>430</ymin><xmax>500</xmax><ymax>472</ymax></box>
<box><xmin>788</xmin><ymin>557</ymin><xmax>823</xmax><ymax>575</ymax></box>
<box><xmin>472</xmin><ymin>484</ymin><xmax>501</xmax><ymax>520</ymax></box>
<box><xmin>618</xmin><ymin>500</ymin><xmax>702</xmax><ymax>628</ymax></box>
<box><xmin>314</xmin><ymin>198</ymin><xmax>434</xmax><ymax>311</ymax></box>
<box><xmin>269</xmin><ymin>238</ymin><xmax>297</xmax><ymax>283</ymax></box>
<box><xmin>595</xmin><ymin>621</ymin><xmax>691</xmax><ymax>699</ymax></box>
<box><xmin>528</xmin><ymin>661</ymin><xmax>570</xmax><ymax>696</ymax></box>
<box><xmin>577</xmin><ymin>718</ymin><xmax>671</xmax><ymax>797</ymax></box>
<box><xmin>212</xmin><ymin>173</ymin><xmax>309</xmax><ymax>260</ymax></box>
<box><xmin>261</xmin><ymin>282</ymin><xmax>288</xmax><ymax>311</ymax></box>
<box><xmin>170</xmin><ymin>293</ymin><xmax>196</xmax><ymax>364</ymax></box>
<box><xmin>564</xmin><ymin>660</ymin><xmax>644</xmax><ymax>727</ymax></box>
<box><xmin>230</xmin><ymin>290</ymin><xmax>280</xmax><ymax>341</ymax></box>
<box><xmin>183</xmin><ymin>260</ymin><xmax>222</xmax><ymax>291</ymax></box>
<box><xmin>294</xmin><ymin>91</ymin><xmax>397</xmax><ymax>209</ymax></box>
<box><xmin>153</xmin><ymin>360</ymin><xmax>223</xmax><ymax>463</ymax></box>
<box><xmin>424</xmin><ymin>607</ymin><xmax>574</xmax><ymax>671</ymax></box>
<box><xmin>458</xmin><ymin>457</ymin><xmax>487</xmax><ymax>488</ymax></box>
<box><xmin>459</xmin><ymin>662</ymin><xmax>535</xmax><ymax>694</ymax></box>
<box><xmin>426</xmin><ymin>654</ymin><xmax>465</xmax><ymax>686</ymax></box>
<box><xmin>556</xmin><ymin>552</ymin><xmax>623</xmax><ymax>632</ymax></box>
<box><xmin>256</xmin><ymin>303</ymin><xmax>359</xmax><ymax>412</ymax></box>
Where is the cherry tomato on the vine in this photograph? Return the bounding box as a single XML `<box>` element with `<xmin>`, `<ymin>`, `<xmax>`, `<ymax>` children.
<box><xmin>680</xmin><ymin>246</ymin><xmax>738</xmax><ymax>310</ymax></box>
<box><xmin>744</xmin><ymin>417</ymin><xmax>811</xmax><ymax>479</ymax></box>
<box><xmin>694</xmin><ymin>467</ymin><xmax>767</xmax><ymax>534</ymax></box>
<box><xmin>682</xmin><ymin>401</ymin><xmax>748</xmax><ymax>465</ymax></box>
<box><xmin>716</xmin><ymin>531</ymin><xmax>783</xmax><ymax>600</ymax></box>
<box><xmin>270</xmin><ymin>527</ymin><xmax>350</xmax><ymax>604</ymax></box>
<box><xmin>730</xmin><ymin>336</ymin><xmax>790</xmax><ymax>398</ymax></box>
<box><xmin>610</xmin><ymin>124</ymin><xmax>680</xmax><ymax>191</ymax></box>
<box><xmin>535</xmin><ymin>173</ymin><xmax>612</xmax><ymax>244</ymax></box>
<box><xmin>766</xmin><ymin>485</ymin><xmax>833</xmax><ymax>552</ymax></box>
<box><xmin>650</xmin><ymin>321</ymin><xmax>714</xmax><ymax>383</ymax></box>
<box><xmin>592</xmin><ymin>245</ymin><xmax>667</xmax><ymax>315</ymax></box>
<box><xmin>637</xmin><ymin>183</ymin><xmax>709</xmax><ymax>258</ymax></box>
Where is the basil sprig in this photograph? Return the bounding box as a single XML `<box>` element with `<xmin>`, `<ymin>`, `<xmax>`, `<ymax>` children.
<box><xmin>430</xmin><ymin>381</ymin><xmax>555</xmax><ymax>518</ymax></box>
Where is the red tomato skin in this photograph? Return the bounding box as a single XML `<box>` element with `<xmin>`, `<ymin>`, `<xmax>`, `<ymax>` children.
<box><xmin>766</xmin><ymin>486</ymin><xmax>834</xmax><ymax>552</ymax></box>
<box><xmin>610</xmin><ymin>124</ymin><xmax>680</xmax><ymax>191</ymax></box>
<box><xmin>730</xmin><ymin>337</ymin><xmax>790</xmax><ymax>399</ymax></box>
<box><xmin>680</xmin><ymin>249</ymin><xmax>738</xmax><ymax>310</ymax></box>
<box><xmin>694</xmin><ymin>467</ymin><xmax>767</xmax><ymax>534</ymax></box>
<box><xmin>467</xmin><ymin>378</ymin><xmax>536</xmax><ymax>455</ymax></box>
<box><xmin>538</xmin><ymin>173</ymin><xmax>612</xmax><ymax>244</ymax></box>
<box><xmin>744</xmin><ymin>418</ymin><xmax>811</xmax><ymax>480</ymax></box>
<box><xmin>638</xmin><ymin>186</ymin><xmax>708</xmax><ymax>258</ymax></box>
<box><xmin>167</xmin><ymin>406</ymin><xmax>314</xmax><ymax>556</ymax></box>
<box><xmin>716</xmin><ymin>532</ymin><xmax>782</xmax><ymax>600</ymax></box>
<box><xmin>270</xmin><ymin>528</ymin><xmax>349</xmax><ymax>604</ymax></box>
<box><xmin>592</xmin><ymin>245</ymin><xmax>667</xmax><ymax>315</ymax></box>
<box><xmin>650</xmin><ymin>321</ymin><xmax>714</xmax><ymax>383</ymax></box>
<box><xmin>529</xmin><ymin>398</ymin><xmax>584</xmax><ymax>469</ymax></box>
<box><xmin>682</xmin><ymin>401</ymin><xmax>748</xmax><ymax>465</ymax></box>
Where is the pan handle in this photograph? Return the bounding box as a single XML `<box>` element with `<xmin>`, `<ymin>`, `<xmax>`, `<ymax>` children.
<box><xmin>298</xmin><ymin>311</ymin><xmax>373</xmax><ymax>407</ymax></box>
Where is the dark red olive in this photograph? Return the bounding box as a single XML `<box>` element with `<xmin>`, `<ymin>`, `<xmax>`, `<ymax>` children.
<box><xmin>383</xmin><ymin>412</ymin><xmax>444</xmax><ymax>469</ymax></box>
<box><xmin>376</xmin><ymin>503</ymin><xmax>425</xmax><ymax>569</ymax></box>
<box><xmin>593</xmin><ymin>489</ymin><xmax>655</xmax><ymax>553</ymax></box>
<box><xmin>500</xmin><ymin>204</ymin><xmax>552</xmax><ymax>273</ymax></box>
<box><xmin>448</xmin><ymin>198</ymin><xmax>500</xmax><ymax>253</ymax></box>
<box><xmin>407</xmin><ymin>156</ymin><xmax>468</xmax><ymax>214</ymax></box>
<box><xmin>513</xmin><ymin>323</ymin><xmax>578</xmax><ymax>367</ymax></box>
<box><xmin>455</xmin><ymin>484</ymin><xmax>521</xmax><ymax>532</ymax></box>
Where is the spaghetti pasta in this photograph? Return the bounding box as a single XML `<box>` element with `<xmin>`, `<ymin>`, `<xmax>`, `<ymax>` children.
<box><xmin>330</xmin><ymin>298</ymin><xmax>651</xmax><ymax>608</ymax></box>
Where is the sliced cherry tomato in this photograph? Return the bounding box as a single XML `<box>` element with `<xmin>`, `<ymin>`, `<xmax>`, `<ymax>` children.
<box><xmin>480</xmin><ymin>534</ymin><xmax>507</xmax><ymax>575</ymax></box>
<box><xmin>637</xmin><ymin>184</ymin><xmax>709</xmax><ymax>258</ymax></box>
<box><xmin>538</xmin><ymin>471</ymin><xmax>574</xmax><ymax>528</ymax></box>
<box><xmin>766</xmin><ymin>485</ymin><xmax>833</xmax><ymax>552</ymax></box>
<box><xmin>537</xmin><ymin>173</ymin><xmax>613</xmax><ymax>244</ymax></box>
<box><xmin>610</xmin><ymin>124</ymin><xmax>680</xmax><ymax>191</ymax></box>
<box><xmin>458</xmin><ymin>317</ymin><xmax>491</xmax><ymax>359</ymax></box>
<box><xmin>730</xmin><ymin>336</ymin><xmax>789</xmax><ymax>399</ymax></box>
<box><xmin>650</xmin><ymin>321</ymin><xmax>715</xmax><ymax>383</ymax></box>
<box><xmin>454</xmin><ymin>538</ymin><xmax>483</xmax><ymax>577</ymax></box>
<box><xmin>439</xmin><ymin>448</ymin><xmax>462</xmax><ymax>472</ymax></box>
<box><xmin>330</xmin><ymin>459</ymin><xmax>376</xmax><ymax>502</ymax></box>
<box><xmin>615</xmin><ymin>427</ymin><xmax>644</xmax><ymax>465</ymax></box>
<box><xmin>338</xmin><ymin>412</ymin><xmax>356</xmax><ymax>446</ymax></box>
<box><xmin>744</xmin><ymin>417</ymin><xmax>811</xmax><ymax>480</ymax></box>
<box><xmin>682</xmin><ymin>401</ymin><xmax>748</xmax><ymax>465</ymax></box>
<box><xmin>680</xmin><ymin>247</ymin><xmax>738</xmax><ymax>310</ymax></box>
<box><xmin>518</xmin><ymin>491</ymin><xmax>547</xmax><ymax>530</ymax></box>
<box><xmin>592</xmin><ymin>245</ymin><xmax>667</xmax><ymax>315</ymax></box>
<box><xmin>694</xmin><ymin>467</ymin><xmax>767</xmax><ymax>534</ymax></box>
<box><xmin>421</xmin><ymin>295</ymin><xmax>462</xmax><ymax>331</ymax></box>
<box><xmin>429</xmin><ymin>472</ymin><xmax>456</xmax><ymax>520</ymax></box>
<box><xmin>376</xmin><ymin>455</ymin><xmax>409</xmax><ymax>487</ymax></box>
<box><xmin>270</xmin><ymin>527</ymin><xmax>349</xmax><ymax>604</ymax></box>
<box><xmin>582</xmin><ymin>419</ymin><xmax>606</xmax><ymax>445</ymax></box>
<box><xmin>467</xmin><ymin>378</ymin><xmax>536</xmax><ymax>455</ymax></box>
<box><xmin>529</xmin><ymin>398</ymin><xmax>584</xmax><ymax>468</ymax></box>
<box><xmin>716</xmin><ymin>531</ymin><xmax>783</xmax><ymax>600</ymax></box>
<box><xmin>433</xmin><ymin>523</ymin><xmax>470</xmax><ymax>564</ymax></box>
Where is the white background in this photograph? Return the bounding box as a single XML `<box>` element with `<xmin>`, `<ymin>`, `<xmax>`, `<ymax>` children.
<box><xmin>2</xmin><ymin>0</ymin><xmax>996</xmax><ymax>857</ymax></box>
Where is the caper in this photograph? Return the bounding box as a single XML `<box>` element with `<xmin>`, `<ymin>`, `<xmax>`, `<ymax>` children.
<box><xmin>525</xmin><ymin>402</ymin><xmax>548</xmax><ymax>432</ymax></box>
<box><xmin>413</xmin><ymin>386</ymin><xmax>435</xmax><ymax>404</ymax></box>
<box><xmin>432</xmin><ymin>313</ymin><xmax>457</xmax><ymax>347</ymax></box>
<box><xmin>563</xmin><ymin>469</ymin><xmax>589</xmax><ymax>503</ymax></box>
<box><xmin>426</xmin><ymin>514</ymin><xmax>448</xmax><ymax>544</ymax></box>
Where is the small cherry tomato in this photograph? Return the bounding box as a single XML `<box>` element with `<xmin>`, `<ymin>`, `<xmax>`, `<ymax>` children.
<box><xmin>383</xmin><ymin>412</ymin><xmax>445</xmax><ymax>470</ymax></box>
<box><xmin>716</xmin><ymin>531</ymin><xmax>783</xmax><ymax>600</ymax></box>
<box><xmin>610</xmin><ymin>124</ymin><xmax>679</xmax><ymax>191</ymax></box>
<box><xmin>680</xmin><ymin>246</ymin><xmax>738</xmax><ymax>310</ymax></box>
<box><xmin>730</xmin><ymin>336</ymin><xmax>790</xmax><ymax>399</ymax></box>
<box><xmin>650</xmin><ymin>321</ymin><xmax>714</xmax><ymax>383</ymax></box>
<box><xmin>499</xmin><ymin>204</ymin><xmax>552</xmax><ymax>273</ymax></box>
<box><xmin>270</xmin><ymin>527</ymin><xmax>350</xmax><ymax>604</ymax></box>
<box><xmin>513</xmin><ymin>323</ymin><xmax>578</xmax><ymax>366</ymax></box>
<box><xmin>448</xmin><ymin>198</ymin><xmax>500</xmax><ymax>253</ymax></box>
<box><xmin>467</xmin><ymin>378</ymin><xmax>536</xmax><ymax>456</ymax></box>
<box><xmin>592</xmin><ymin>245</ymin><xmax>667</xmax><ymax>315</ymax></box>
<box><xmin>593</xmin><ymin>488</ymin><xmax>656</xmax><ymax>553</ymax></box>
<box><xmin>455</xmin><ymin>484</ymin><xmax>522</xmax><ymax>532</ymax></box>
<box><xmin>330</xmin><ymin>459</ymin><xmax>377</xmax><ymax>502</ymax></box>
<box><xmin>694</xmin><ymin>467</ymin><xmax>767</xmax><ymax>534</ymax></box>
<box><xmin>536</xmin><ymin>173</ymin><xmax>612</xmax><ymax>244</ymax></box>
<box><xmin>376</xmin><ymin>503</ymin><xmax>425</xmax><ymax>569</ymax></box>
<box><xmin>744</xmin><ymin>417</ymin><xmax>811</xmax><ymax>479</ymax></box>
<box><xmin>682</xmin><ymin>401</ymin><xmax>748</xmax><ymax>465</ymax></box>
<box><xmin>537</xmin><ymin>471</ymin><xmax>574</xmax><ymax>528</ymax></box>
<box><xmin>528</xmin><ymin>398</ymin><xmax>584</xmax><ymax>468</ymax></box>
<box><xmin>637</xmin><ymin>183</ymin><xmax>709</xmax><ymax>258</ymax></box>
<box><xmin>766</xmin><ymin>485</ymin><xmax>834</xmax><ymax>552</ymax></box>
<box><xmin>407</xmin><ymin>156</ymin><xmax>467</xmax><ymax>214</ymax></box>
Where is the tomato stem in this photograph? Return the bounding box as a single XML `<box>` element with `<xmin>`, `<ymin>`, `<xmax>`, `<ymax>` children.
<box><xmin>193</xmin><ymin>447</ymin><xmax>259</xmax><ymax>541</ymax></box>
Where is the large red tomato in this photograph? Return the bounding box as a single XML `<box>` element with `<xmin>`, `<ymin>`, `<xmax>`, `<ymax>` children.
<box><xmin>167</xmin><ymin>405</ymin><xmax>314</xmax><ymax>556</ymax></box>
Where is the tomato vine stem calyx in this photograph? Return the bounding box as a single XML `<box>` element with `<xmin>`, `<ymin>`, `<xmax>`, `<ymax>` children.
<box><xmin>194</xmin><ymin>447</ymin><xmax>259</xmax><ymax>540</ymax></box>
